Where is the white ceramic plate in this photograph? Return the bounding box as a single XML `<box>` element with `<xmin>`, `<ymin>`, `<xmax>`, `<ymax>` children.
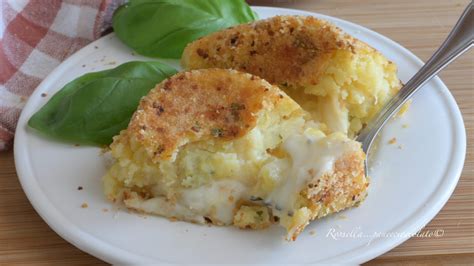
<box><xmin>14</xmin><ymin>7</ymin><xmax>466</xmax><ymax>264</ymax></box>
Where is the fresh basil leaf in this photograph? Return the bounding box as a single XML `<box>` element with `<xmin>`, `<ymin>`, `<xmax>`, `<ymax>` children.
<box><xmin>28</xmin><ymin>61</ymin><xmax>177</xmax><ymax>146</ymax></box>
<box><xmin>112</xmin><ymin>0</ymin><xmax>258</xmax><ymax>59</ymax></box>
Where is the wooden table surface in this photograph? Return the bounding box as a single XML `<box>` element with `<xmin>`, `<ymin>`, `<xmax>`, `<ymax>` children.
<box><xmin>1</xmin><ymin>0</ymin><xmax>473</xmax><ymax>264</ymax></box>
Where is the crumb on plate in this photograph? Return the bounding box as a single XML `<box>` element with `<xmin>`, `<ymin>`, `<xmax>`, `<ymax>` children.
<box><xmin>337</xmin><ymin>214</ymin><xmax>347</xmax><ymax>220</ymax></box>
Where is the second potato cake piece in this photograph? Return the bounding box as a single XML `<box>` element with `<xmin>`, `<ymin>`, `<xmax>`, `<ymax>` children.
<box><xmin>182</xmin><ymin>15</ymin><xmax>404</xmax><ymax>137</ymax></box>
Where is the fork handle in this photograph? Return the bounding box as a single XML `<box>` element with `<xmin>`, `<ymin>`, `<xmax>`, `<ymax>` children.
<box><xmin>356</xmin><ymin>2</ymin><xmax>474</xmax><ymax>152</ymax></box>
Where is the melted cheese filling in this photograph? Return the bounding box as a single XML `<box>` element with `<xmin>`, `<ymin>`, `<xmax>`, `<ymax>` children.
<box><xmin>125</xmin><ymin>180</ymin><xmax>247</xmax><ymax>224</ymax></box>
<box><xmin>267</xmin><ymin>130</ymin><xmax>353</xmax><ymax>216</ymax></box>
<box><xmin>123</xmin><ymin>129</ymin><xmax>355</xmax><ymax>225</ymax></box>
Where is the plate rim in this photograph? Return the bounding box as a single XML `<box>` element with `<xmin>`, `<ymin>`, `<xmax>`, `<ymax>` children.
<box><xmin>13</xmin><ymin>6</ymin><xmax>466</xmax><ymax>264</ymax></box>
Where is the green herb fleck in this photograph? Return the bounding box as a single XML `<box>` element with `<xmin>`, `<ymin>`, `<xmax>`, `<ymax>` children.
<box><xmin>191</xmin><ymin>122</ymin><xmax>201</xmax><ymax>133</ymax></box>
<box><xmin>230</xmin><ymin>102</ymin><xmax>245</xmax><ymax>111</ymax></box>
<box><xmin>211</xmin><ymin>128</ymin><xmax>224</xmax><ymax>137</ymax></box>
<box><xmin>230</xmin><ymin>103</ymin><xmax>245</xmax><ymax>121</ymax></box>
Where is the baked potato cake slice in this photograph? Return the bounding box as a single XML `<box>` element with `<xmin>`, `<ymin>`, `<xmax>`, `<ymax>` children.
<box><xmin>103</xmin><ymin>69</ymin><xmax>368</xmax><ymax>240</ymax></box>
<box><xmin>182</xmin><ymin>15</ymin><xmax>405</xmax><ymax>137</ymax></box>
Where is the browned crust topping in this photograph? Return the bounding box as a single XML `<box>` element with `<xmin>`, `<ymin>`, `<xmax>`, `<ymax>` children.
<box><xmin>182</xmin><ymin>16</ymin><xmax>370</xmax><ymax>87</ymax></box>
<box><xmin>305</xmin><ymin>150</ymin><xmax>368</xmax><ymax>218</ymax></box>
<box><xmin>119</xmin><ymin>69</ymin><xmax>284</xmax><ymax>161</ymax></box>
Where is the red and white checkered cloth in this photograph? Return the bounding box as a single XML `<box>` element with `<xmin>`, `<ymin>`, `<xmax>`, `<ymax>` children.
<box><xmin>0</xmin><ymin>0</ymin><xmax>124</xmax><ymax>151</ymax></box>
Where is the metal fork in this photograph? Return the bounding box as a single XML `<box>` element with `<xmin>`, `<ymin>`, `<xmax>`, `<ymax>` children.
<box><xmin>356</xmin><ymin>2</ymin><xmax>474</xmax><ymax>175</ymax></box>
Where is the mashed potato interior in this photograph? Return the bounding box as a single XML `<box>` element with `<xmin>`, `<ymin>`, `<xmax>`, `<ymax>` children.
<box><xmin>282</xmin><ymin>49</ymin><xmax>405</xmax><ymax>138</ymax></box>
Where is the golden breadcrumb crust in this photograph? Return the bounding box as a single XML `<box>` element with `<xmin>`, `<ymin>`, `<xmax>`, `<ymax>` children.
<box><xmin>306</xmin><ymin>150</ymin><xmax>367</xmax><ymax>209</ymax></box>
<box><xmin>182</xmin><ymin>15</ymin><xmax>369</xmax><ymax>88</ymax></box>
<box><xmin>113</xmin><ymin>69</ymin><xmax>291</xmax><ymax>162</ymax></box>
